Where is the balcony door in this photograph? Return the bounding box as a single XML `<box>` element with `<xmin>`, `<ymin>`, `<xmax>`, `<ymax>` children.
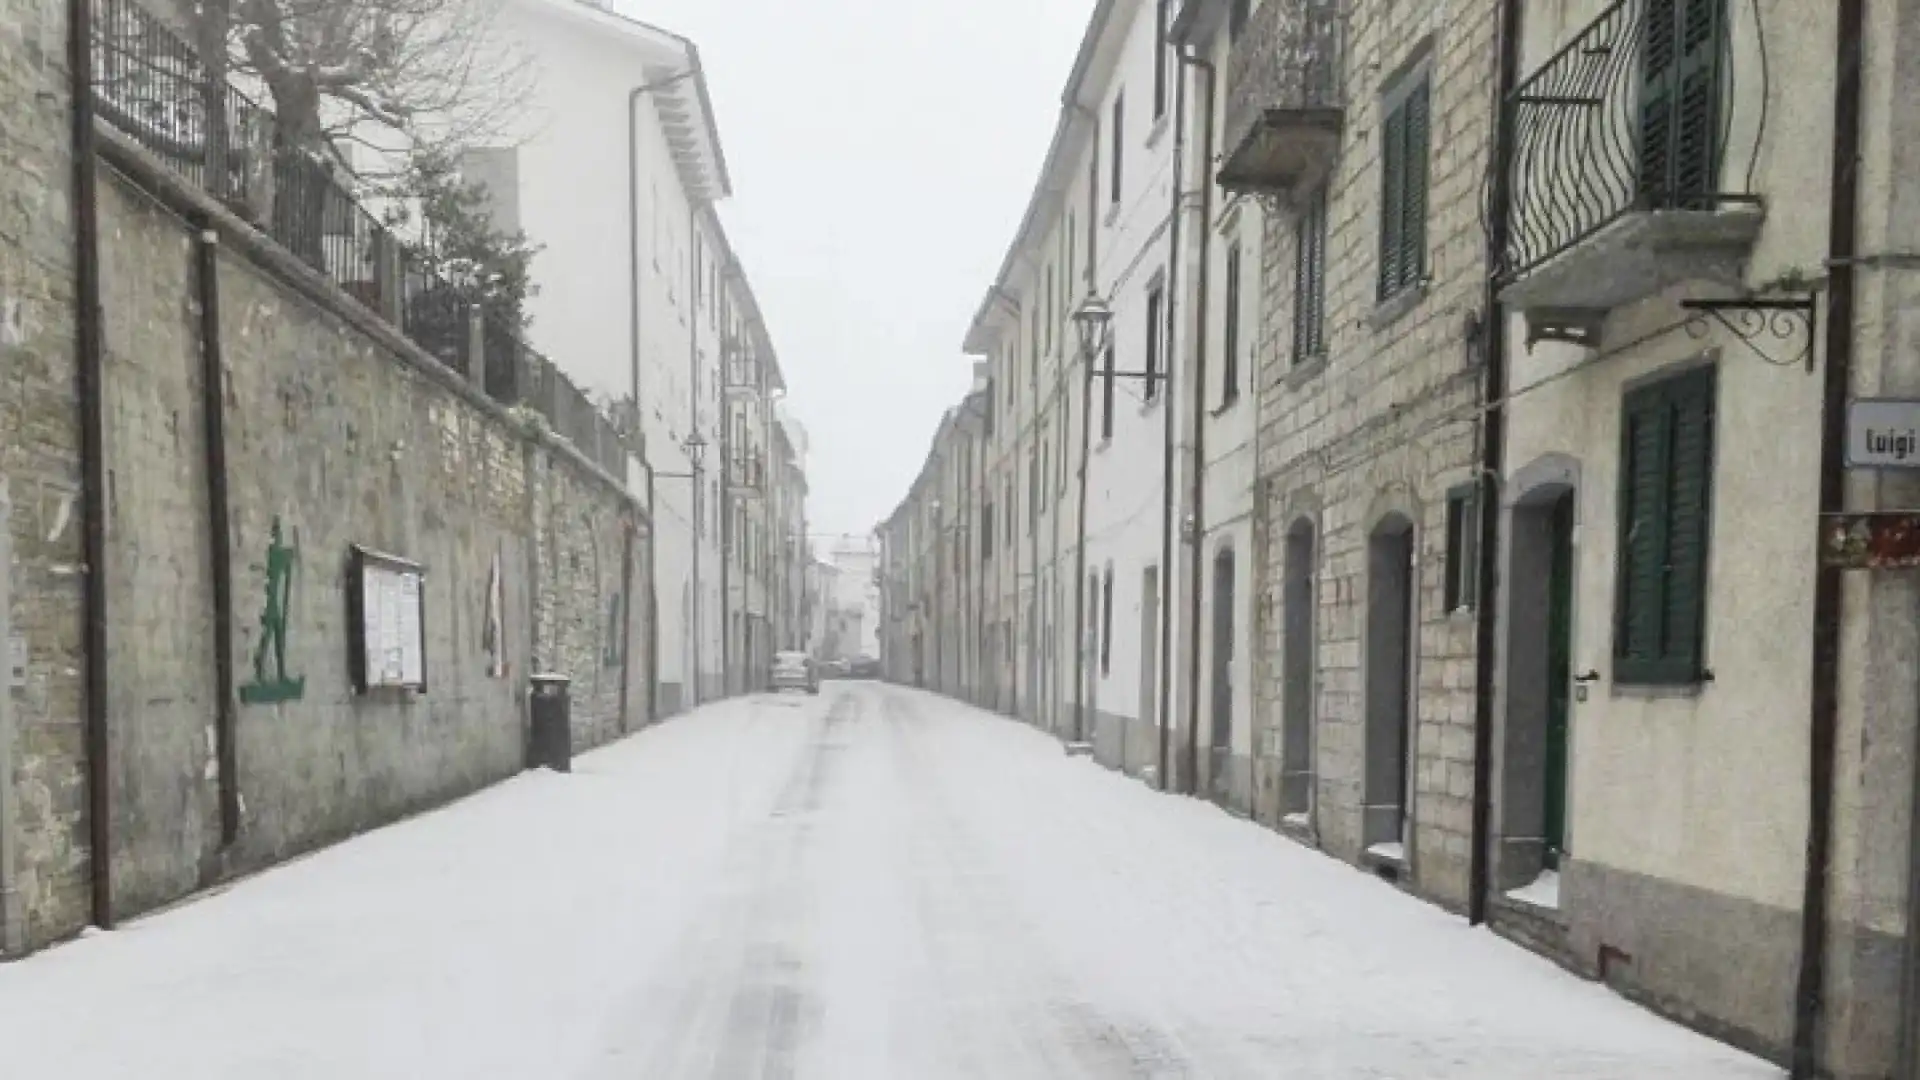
<box><xmin>1639</xmin><ymin>0</ymin><xmax>1726</xmax><ymax>208</ymax></box>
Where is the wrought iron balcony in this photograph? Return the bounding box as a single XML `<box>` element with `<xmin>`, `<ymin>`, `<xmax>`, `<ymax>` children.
<box><xmin>1217</xmin><ymin>0</ymin><xmax>1343</xmax><ymax>197</ymax></box>
<box><xmin>1496</xmin><ymin>0</ymin><xmax>1766</xmax><ymax>340</ymax></box>
<box><xmin>727</xmin><ymin>451</ymin><xmax>765</xmax><ymax>494</ymax></box>
<box><xmin>723</xmin><ymin>359</ymin><xmax>762</xmax><ymax>397</ymax></box>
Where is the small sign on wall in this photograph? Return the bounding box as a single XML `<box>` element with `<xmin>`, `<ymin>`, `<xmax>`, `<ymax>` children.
<box><xmin>1846</xmin><ymin>399</ymin><xmax>1920</xmax><ymax>468</ymax></box>
<box><xmin>348</xmin><ymin>546</ymin><xmax>428</xmax><ymax>694</ymax></box>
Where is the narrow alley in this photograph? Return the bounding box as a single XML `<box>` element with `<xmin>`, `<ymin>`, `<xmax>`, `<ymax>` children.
<box><xmin>0</xmin><ymin>685</ymin><xmax>1772</xmax><ymax>1079</ymax></box>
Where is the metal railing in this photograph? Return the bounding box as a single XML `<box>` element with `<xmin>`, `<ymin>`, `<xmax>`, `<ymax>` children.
<box><xmin>1497</xmin><ymin>0</ymin><xmax>1761</xmax><ymax>280</ymax></box>
<box><xmin>1222</xmin><ymin>0</ymin><xmax>1343</xmax><ymax>153</ymax></box>
<box><xmin>90</xmin><ymin>0</ymin><xmax>632</xmax><ymax>478</ymax></box>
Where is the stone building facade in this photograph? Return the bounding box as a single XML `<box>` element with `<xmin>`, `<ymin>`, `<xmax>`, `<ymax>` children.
<box><xmin>1208</xmin><ymin>0</ymin><xmax>1500</xmax><ymax>910</ymax></box>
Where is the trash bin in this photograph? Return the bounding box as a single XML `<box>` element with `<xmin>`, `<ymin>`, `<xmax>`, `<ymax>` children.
<box><xmin>529</xmin><ymin>673</ymin><xmax>572</xmax><ymax>773</ymax></box>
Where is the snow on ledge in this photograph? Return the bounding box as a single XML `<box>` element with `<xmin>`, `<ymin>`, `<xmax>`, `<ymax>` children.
<box><xmin>1364</xmin><ymin>841</ymin><xmax>1406</xmax><ymax>863</ymax></box>
<box><xmin>1506</xmin><ymin>869</ymin><xmax>1562</xmax><ymax>911</ymax></box>
<box><xmin>1282</xmin><ymin>811</ymin><xmax>1310</xmax><ymax>828</ymax></box>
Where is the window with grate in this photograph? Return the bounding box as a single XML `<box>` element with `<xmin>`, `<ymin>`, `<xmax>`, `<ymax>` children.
<box><xmin>1615</xmin><ymin>366</ymin><xmax>1716</xmax><ymax>685</ymax></box>
<box><xmin>1377</xmin><ymin>71</ymin><xmax>1431</xmax><ymax>301</ymax></box>
<box><xmin>1444</xmin><ymin>484</ymin><xmax>1478</xmax><ymax>612</ymax></box>
<box><xmin>1293</xmin><ymin>184</ymin><xmax>1329</xmax><ymax>364</ymax></box>
<box><xmin>1639</xmin><ymin>0</ymin><xmax>1725</xmax><ymax>209</ymax></box>
<box><xmin>1221</xmin><ymin>243</ymin><xmax>1242</xmax><ymax>407</ymax></box>
<box><xmin>1145</xmin><ymin>283</ymin><xmax>1164</xmax><ymax>402</ymax></box>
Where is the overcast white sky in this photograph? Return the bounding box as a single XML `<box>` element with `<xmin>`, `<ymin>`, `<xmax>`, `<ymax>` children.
<box><xmin>607</xmin><ymin>0</ymin><xmax>1096</xmax><ymax>538</ymax></box>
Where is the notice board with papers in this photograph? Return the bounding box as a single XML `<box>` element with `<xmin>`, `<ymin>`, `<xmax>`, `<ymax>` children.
<box><xmin>348</xmin><ymin>546</ymin><xmax>428</xmax><ymax>694</ymax></box>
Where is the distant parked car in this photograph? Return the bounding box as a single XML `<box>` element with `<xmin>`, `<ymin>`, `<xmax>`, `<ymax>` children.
<box><xmin>819</xmin><ymin>658</ymin><xmax>850</xmax><ymax>680</ymax></box>
<box><xmin>768</xmin><ymin>651</ymin><xmax>818</xmax><ymax>695</ymax></box>
<box><xmin>848</xmin><ymin>655</ymin><xmax>881</xmax><ymax>680</ymax></box>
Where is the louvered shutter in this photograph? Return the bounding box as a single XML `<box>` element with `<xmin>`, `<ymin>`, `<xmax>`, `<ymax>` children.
<box><xmin>1615</xmin><ymin>392</ymin><xmax>1670</xmax><ymax>673</ymax></box>
<box><xmin>1378</xmin><ymin>100</ymin><xmax>1406</xmax><ymax>299</ymax></box>
<box><xmin>1660</xmin><ymin>368</ymin><xmax>1715</xmax><ymax>679</ymax></box>
<box><xmin>1640</xmin><ymin>0</ymin><xmax>1723</xmax><ymax>207</ymax></box>
<box><xmin>1293</xmin><ymin>186</ymin><xmax>1327</xmax><ymax>363</ymax></box>
<box><xmin>1402</xmin><ymin>80</ymin><xmax>1431</xmax><ymax>287</ymax></box>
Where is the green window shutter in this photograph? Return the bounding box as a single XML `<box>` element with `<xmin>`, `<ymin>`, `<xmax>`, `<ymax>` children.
<box><xmin>1615</xmin><ymin>393</ymin><xmax>1670</xmax><ymax>675</ymax></box>
<box><xmin>1400</xmin><ymin>78</ymin><xmax>1431</xmax><ymax>288</ymax></box>
<box><xmin>1615</xmin><ymin>367</ymin><xmax>1716</xmax><ymax>684</ymax></box>
<box><xmin>1378</xmin><ymin>100</ymin><xmax>1406</xmax><ymax>299</ymax></box>
<box><xmin>1660</xmin><ymin>368</ymin><xmax>1715</xmax><ymax>679</ymax></box>
<box><xmin>1293</xmin><ymin>185</ymin><xmax>1327</xmax><ymax>364</ymax></box>
<box><xmin>1640</xmin><ymin>0</ymin><xmax>1724</xmax><ymax>207</ymax></box>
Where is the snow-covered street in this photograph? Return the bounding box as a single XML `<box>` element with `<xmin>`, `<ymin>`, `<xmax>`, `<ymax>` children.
<box><xmin>0</xmin><ymin>684</ymin><xmax>1777</xmax><ymax>1079</ymax></box>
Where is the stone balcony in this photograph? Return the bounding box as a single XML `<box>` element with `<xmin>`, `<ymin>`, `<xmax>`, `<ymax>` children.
<box><xmin>1215</xmin><ymin>0</ymin><xmax>1344</xmax><ymax>199</ymax></box>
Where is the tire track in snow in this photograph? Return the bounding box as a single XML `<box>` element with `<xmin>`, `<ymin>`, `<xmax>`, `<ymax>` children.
<box><xmin>879</xmin><ymin>689</ymin><xmax>1193</xmax><ymax>1078</ymax></box>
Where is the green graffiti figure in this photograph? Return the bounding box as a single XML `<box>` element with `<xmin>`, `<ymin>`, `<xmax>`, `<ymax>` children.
<box><xmin>239</xmin><ymin>517</ymin><xmax>307</xmax><ymax>704</ymax></box>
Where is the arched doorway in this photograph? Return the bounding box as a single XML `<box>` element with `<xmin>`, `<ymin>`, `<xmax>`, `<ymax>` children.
<box><xmin>1281</xmin><ymin>518</ymin><xmax>1317</xmax><ymax>821</ymax></box>
<box><xmin>1363</xmin><ymin>513</ymin><xmax>1416</xmax><ymax>854</ymax></box>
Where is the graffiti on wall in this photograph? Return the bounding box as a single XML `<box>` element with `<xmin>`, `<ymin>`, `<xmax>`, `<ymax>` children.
<box><xmin>239</xmin><ymin>517</ymin><xmax>307</xmax><ymax>704</ymax></box>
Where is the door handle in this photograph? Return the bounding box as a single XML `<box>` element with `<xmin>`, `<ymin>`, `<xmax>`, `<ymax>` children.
<box><xmin>1572</xmin><ymin>670</ymin><xmax>1601</xmax><ymax>684</ymax></box>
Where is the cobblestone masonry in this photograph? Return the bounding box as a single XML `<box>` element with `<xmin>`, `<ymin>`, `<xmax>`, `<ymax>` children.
<box><xmin>1250</xmin><ymin>0</ymin><xmax>1500</xmax><ymax>910</ymax></box>
<box><xmin>0</xmin><ymin>0</ymin><xmax>91</xmax><ymax>947</ymax></box>
<box><xmin>5</xmin><ymin>114</ymin><xmax>652</xmax><ymax>948</ymax></box>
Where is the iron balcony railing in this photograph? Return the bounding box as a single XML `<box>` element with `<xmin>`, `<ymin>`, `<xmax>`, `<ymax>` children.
<box><xmin>1222</xmin><ymin>0</ymin><xmax>1343</xmax><ymax>153</ymax></box>
<box><xmin>90</xmin><ymin>0</ymin><xmax>630</xmax><ymax>478</ymax></box>
<box><xmin>1496</xmin><ymin>0</ymin><xmax>1762</xmax><ymax>281</ymax></box>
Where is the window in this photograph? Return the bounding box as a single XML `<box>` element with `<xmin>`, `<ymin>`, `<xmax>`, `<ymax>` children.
<box><xmin>982</xmin><ymin>503</ymin><xmax>994</xmax><ymax>560</ymax></box>
<box><xmin>1045</xmin><ymin>265</ymin><xmax>1056</xmax><ymax>355</ymax></box>
<box><xmin>1377</xmin><ymin>71</ymin><xmax>1432</xmax><ymax>301</ymax></box>
<box><xmin>1229</xmin><ymin>0</ymin><xmax>1250</xmax><ymax>39</ymax></box>
<box><xmin>1058</xmin><ymin>403</ymin><xmax>1069</xmax><ymax>493</ymax></box>
<box><xmin>1293</xmin><ymin>185</ymin><xmax>1330</xmax><ymax>364</ymax></box>
<box><xmin>1444</xmin><ymin>485</ymin><xmax>1479</xmax><ymax>612</ymax></box>
<box><xmin>1110</xmin><ymin>93</ymin><xmax>1126</xmax><ymax>205</ymax></box>
<box><xmin>1067</xmin><ymin>212</ymin><xmax>1078</xmax><ymax>298</ymax></box>
<box><xmin>1028</xmin><ymin>448</ymin><xmax>1039</xmax><ymax>535</ymax></box>
<box><xmin>985</xmin><ymin>380</ymin><xmax>996</xmax><ymax>435</ymax></box>
<box><xmin>1144</xmin><ymin>283</ymin><xmax>1164</xmax><ymax>402</ymax></box>
<box><xmin>1005</xmin><ymin>479</ymin><xmax>1014</xmax><ymax>546</ymax></box>
<box><xmin>1221</xmin><ymin>243</ymin><xmax>1241</xmax><ymax>407</ymax></box>
<box><xmin>1615</xmin><ymin>366</ymin><xmax>1716</xmax><ymax>685</ymax></box>
<box><xmin>1153</xmin><ymin>0</ymin><xmax>1171</xmax><ymax>119</ymax></box>
<box><xmin>1100</xmin><ymin>567</ymin><xmax>1115</xmax><ymax>675</ymax></box>
<box><xmin>1100</xmin><ymin>342</ymin><xmax>1117</xmax><ymax>440</ymax></box>
<box><xmin>1640</xmin><ymin>0</ymin><xmax>1725</xmax><ymax>208</ymax></box>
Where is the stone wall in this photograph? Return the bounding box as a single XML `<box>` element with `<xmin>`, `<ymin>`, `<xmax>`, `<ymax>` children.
<box><xmin>3</xmin><ymin>118</ymin><xmax>652</xmax><ymax>950</ymax></box>
<box><xmin>1249</xmin><ymin>0</ymin><xmax>1500</xmax><ymax>909</ymax></box>
<box><xmin>0</xmin><ymin>0</ymin><xmax>91</xmax><ymax>948</ymax></box>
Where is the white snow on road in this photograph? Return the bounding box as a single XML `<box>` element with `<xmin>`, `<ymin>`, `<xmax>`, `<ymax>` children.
<box><xmin>0</xmin><ymin>684</ymin><xmax>1778</xmax><ymax>1079</ymax></box>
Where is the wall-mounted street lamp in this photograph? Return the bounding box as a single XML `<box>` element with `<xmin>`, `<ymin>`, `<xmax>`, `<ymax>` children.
<box><xmin>645</xmin><ymin>430</ymin><xmax>710</xmax><ymax>712</ymax></box>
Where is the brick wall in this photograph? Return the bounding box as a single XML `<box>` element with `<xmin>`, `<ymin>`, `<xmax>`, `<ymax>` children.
<box><xmin>1249</xmin><ymin>0</ymin><xmax>1500</xmax><ymax>909</ymax></box>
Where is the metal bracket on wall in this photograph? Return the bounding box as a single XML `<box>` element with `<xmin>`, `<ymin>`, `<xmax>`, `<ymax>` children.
<box><xmin>1679</xmin><ymin>296</ymin><xmax>1819</xmax><ymax>373</ymax></box>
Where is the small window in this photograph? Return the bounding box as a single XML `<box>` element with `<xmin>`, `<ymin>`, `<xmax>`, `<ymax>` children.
<box><xmin>1110</xmin><ymin>93</ymin><xmax>1126</xmax><ymax>205</ymax></box>
<box><xmin>1221</xmin><ymin>242</ymin><xmax>1242</xmax><ymax>407</ymax></box>
<box><xmin>1100</xmin><ymin>568</ymin><xmax>1116</xmax><ymax>675</ymax></box>
<box><xmin>1293</xmin><ymin>185</ymin><xmax>1329</xmax><ymax>364</ymax></box>
<box><xmin>982</xmin><ymin>503</ymin><xmax>994</xmax><ymax>560</ymax></box>
<box><xmin>1615</xmin><ymin>366</ymin><xmax>1716</xmax><ymax>685</ymax></box>
<box><xmin>1100</xmin><ymin>342</ymin><xmax>1117</xmax><ymax>440</ymax></box>
<box><xmin>1444</xmin><ymin>485</ymin><xmax>1478</xmax><ymax>613</ymax></box>
<box><xmin>1145</xmin><ymin>283</ymin><xmax>1164</xmax><ymax>402</ymax></box>
<box><xmin>1378</xmin><ymin>70</ymin><xmax>1432</xmax><ymax>301</ymax></box>
<box><xmin>1153</xmin><ymin>0</ymin><xmax>1171</xmax><ymax>119</ymax></box>
<box><xmin>1229</xmin><ymin>0</ymin><xmax>1250</xmax><ymax>39</ymax></box>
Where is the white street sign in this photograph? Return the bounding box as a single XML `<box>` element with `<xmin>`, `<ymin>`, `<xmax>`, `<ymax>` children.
<box><xmin>1846</xmin><ymin>399</ymin><xmax>1920</xmax><ymax>468</ymax></box>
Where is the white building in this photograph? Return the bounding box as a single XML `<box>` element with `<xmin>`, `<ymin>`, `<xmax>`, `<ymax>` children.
<box><xmin>472</xmin><ymin>0</ymin><xmax>741</xmax><ymax>712</ymax></box>
<box><xmin>962</xmin><ymin>0</ymin><xmax>1194</xmax><ymax>777</ymax></box>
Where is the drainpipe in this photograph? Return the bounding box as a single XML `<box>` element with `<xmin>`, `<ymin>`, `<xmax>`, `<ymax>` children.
<box><xmin>0</xmin><ymin>478</ymin><xmax>20</xmax><ymax>954</ymax></box>
<box><xmin>1180</xmin><ymin>51</ymin><xmax>1218</xmax><ymax>797</ymax></box>
<box><xmin>1794</xmin><ymin>0</ymin><xmax>1863</xmax><ymax>1074</ymax></box>
<box><xmin>687</xmin><ymin>201</ymin><xmax>704</xmax><ymax>706</ymax></box>
<box><xmin>195</xmin><ymin>229</ymin><xmax>240</xmax><ymax>848</ymax></box>
<box><xmin>1070</xmin><ymin>99</ymin><xmax>1099</xmax><ymax>746</ymax></box>
<box><xmin>644</xmin><ymin>454</ymin><xmax>660</xmax><ymax>722</ymax></box>
<box><xmin>1156</xmin><ymin>39</ymin><xmax>1190</xmax><ymax>791</ymax></box>
<box><xmin>68</xmin><ymin>0</ymin><xmax>113</xmax><ymax>930</ymax></box>
<box><xmin>1468</xmin><ymin>0</ymin><xmax>1524</xmax><ymax>928</ymax></box>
